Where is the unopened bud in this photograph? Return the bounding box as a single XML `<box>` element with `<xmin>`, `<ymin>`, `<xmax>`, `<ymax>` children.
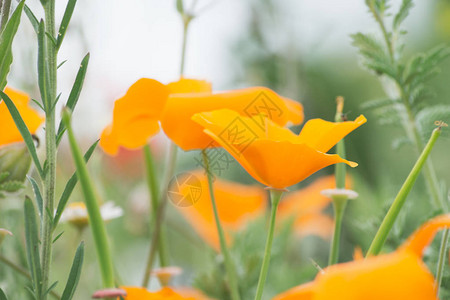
<box><xmin>0</xmin><ymin>143</ymin><xmax>31</xmax><ymax>183</ymax></box>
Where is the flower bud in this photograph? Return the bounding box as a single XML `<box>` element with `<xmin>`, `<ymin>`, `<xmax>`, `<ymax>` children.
<box><xmin>0</xmin><ymin>143</ymin><xmax>31</xmax><ymax>184</ymax></box>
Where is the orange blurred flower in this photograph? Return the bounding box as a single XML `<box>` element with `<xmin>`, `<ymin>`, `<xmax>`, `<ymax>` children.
<box><xmin>171</xmin><ymin>170</ymin><xmax>267</xmax><ymax>251</ymax></box>
<box><xmin>274</xmin><ymin>214</ymin><xmax>450</xmax><ymax>300</ymax></box>
<box><xmin>100</xmin><ymin>78</ymin><xmax>303</xmax><ymax>155</ymax></box>
<box><xmin>118</xmin><ymin>286</ymin><xmax>211</xmax><ymax>300</ymax></box>
<box><xmin>192</xmin><ymin>109</ymin><xmax>366</xmax><ymax>189</ymax></box>
<box><xmin>278</xmin><ymin>175</ymin><xmax>351</xmax><ymax>239</ymax></box>
<box><xmin>0</xmin><ymin>87</ymin><xmax>44</xmax><ymax>146</ymax></box>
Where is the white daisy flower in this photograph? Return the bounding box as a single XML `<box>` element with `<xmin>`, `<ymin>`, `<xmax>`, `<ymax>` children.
<box><xmin>60</xmin><ymin>201</ymin><xmax>123</xmax><ymax>228</ymax></box>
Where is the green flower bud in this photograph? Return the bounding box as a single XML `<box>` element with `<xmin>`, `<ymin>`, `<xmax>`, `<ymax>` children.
<box><xmin>0</xmin><ymin>143</ymin><xmax>32</xmax><ymax>183</ymax></box>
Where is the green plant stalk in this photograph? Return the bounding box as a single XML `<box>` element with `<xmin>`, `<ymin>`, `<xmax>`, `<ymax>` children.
<box><xmin>40</xmin><ymin>1</ymin><xmax>58</xmax><ymax>297</ymax></box>
<box><xmin>254</xmin><ymin>189</ymin><xmax>283</xmax><ymax>300</ymax></box>
<box><xmin>141</xmin><ymin>143</ymin><xmax>178</xmax><ymax>287</ymax></box>
<box><xmin>0</xmin><ymin>255</ymin><xmax>61</xmax><ymax>299</ymax></box>
<box><xmin>63</xmin><ymin>111</ymin><xmax>115</xmax><ymax>288</ymax></box>
<box><xmin>328</xmin><ymin>99</ymin><xmax>349</xmax><ymax>266</ymax></box>
<box><xmin>368</xmin><ymin>6</ymin><xmax>449</xmax><ymax>290</ymax></box>
<box><xmin>328</xmin><ymin>196</ymin><xmax>348</xmax><ymax>266</ymax></box>
<box><xmin>0</xmin><ymin>0</ymin><xmax>11</xmax><ymax>32</ymax></box>
<box><xmin>367</xmin><ymin>127</ymin><xmax>442</xmax><ymax>256</ymax></box>
<box><xmin>202</xmin><ymin>150</ymin><xmax>240</xmax><ymax>300</ymax></box>
<box><xmin>143</xmin><ymin>145</ymin><xmax>168</xmax><ymax>268</ymax></box>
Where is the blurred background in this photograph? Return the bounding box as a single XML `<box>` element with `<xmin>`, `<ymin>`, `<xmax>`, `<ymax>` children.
<box><xmin>2</xmin><ymin>0</ymin><xmax>450</xmax><ymax>299</ymax></box>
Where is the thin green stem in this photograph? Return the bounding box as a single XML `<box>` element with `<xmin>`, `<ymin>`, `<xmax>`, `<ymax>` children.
<box><xmin>367</xmin><ymin>127</ymin><xmax>442</xmax><ymax>256</ymax></box>
<box><xmin>0</xmin><ymin>255</ymin><xmax>61</xmax><ymax>299</ymax></box>
<box><xmin>143</xmin><ymin>145</ymin><xmax>168</xmax><ymax>268</ymax></box>
<box><xmin>368</xmin><ymin>3</ymin><xmax>394</xmax><ymax>62</ymax></box>
<box><xmin>202</xmin><ymin>151</ymin><xmax>240</xmax><ymax>299</ymax></box>
<box><xmin>40</xmin><ymin>1</ymin><xmax>58</xmax><ymax>298</ymax></box>
<box><xmin>63</xmin><ymin>111</ymin><xmax>115</xmax><ymax>288</ymax></box>
<box><xmin>254</xmin><ymin>189</ymin><xmax>282</xmax><ymax>300</ymax></box>
<box><xmin>436</xmin><ymin>230</ymin><xmax>449</xmax><ymax>291</ymax></box>
<box><xmin>141</xmin><ymin>143</ymin><xmax>178</xmax><ymax>287</ymax></box>
<box><xmin>202</xmin><ymin>150</ymin><xmax>240</xmax><ymax>300</ymax></box>
<box><xmin>328</xmin><ymin>97</ymin><xmax>349</xmax><ymax>266</ymax></box>
<box><xmin>0</xmin><ymin>0</ymin><xmax>11</xmax><ymax>32</ymax></box>
<box><xmin>328</xmin><ymin>198</ymin><xmax>347</xmax><ymax>266</ymax></box>
<box><xmin>180</xmin><ymin>19</ymin><xmax>189</xmax><ymax>76</ymax></box>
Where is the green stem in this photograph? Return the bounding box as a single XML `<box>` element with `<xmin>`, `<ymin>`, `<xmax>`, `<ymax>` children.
<box><xmin>367</xmin><ymin>127</ymin><xmax>442</xmax><ymax>256</ymax></box>
<box><xmin>0</xmin><ymin>0</ymin><xmax>11</xmax><ymax>32</ymax></box>
<box><xmin>143</xmin><ymin>145</ymin><xmax>168</xmax><ymax>268</ymax></box>
<box><xmin>328</xmin><ymin>197</ymin><xmax>347</xmax><ymax>266</ymax></box>
<box><xmin>0</xmin><ymin>255</ymin><xmax>61</xmax><ymax>299</ymax></box>
<box><xmin>436</xmin><ymin>230</ymin><xmax>449</xmax><ymax>291</ymax></box>
<box><xmin>141</xmin><ymin>143</ymin><xmax>178</xmax><ymax>287</ymax></box>
<box><xmin>180</xmin><ymin>19</ymin><xmax>189</xmax><ymax>76</ymax></box>
<box><xmin>202</xmin><ymin>150</ymin><xmax>240</xmax><ymax>300</ymax></box>
<box><xmin>40</xmin><ymin>1</ymin><xmax>58</xmax><ymax>297</ymax></box>
<box><xmin>62</xmin><ymin>111</ymin><xmax>115</xmax><ymax>288</ymax></box>
<box><xmin>368</xmin><ymin>3</ymin><xmax>394</xmax><ymax>62</ymax></box>
<box><xmin>328</xmin><ymin>98</ymin><xmax>348</xmax><ymax>266</ymax></box>
<box><xmin>254</xmin><ymin>189</ymin><xmax>282</xmax><ymax>300</ymax></box>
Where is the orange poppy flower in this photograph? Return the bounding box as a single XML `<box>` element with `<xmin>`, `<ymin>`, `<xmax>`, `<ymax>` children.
<box><xmin>278</xmin><ymin>175</ymin><xmax>351</xmax><ymax>239</ymax></box>
<box><xmin>160</xmin><ymin>86</ymin><xmax>303</xmax><ymax>150</ymax></box>
<box><xmin>0</xmin><ymin>87</ymin><xmax>44</xmax><ymax>146</ymax></box>
<box><xmin>100</xmin><ymin>78</ymin><xmax>303</xmax><ymax>155</ymax></box>
<box><xmin>171</xmin><ymin>170</ymin><xmax>267</xmax><ymax>251</ymax></box>
<box><xmin>118</xmin><ymin>286</ymin><xmax>210</xmax><ymax>300</ymax></box>
<box><xmin>192</xmin><ymin>109</ymin><xmax>366</xmax><ymax>189</ymax></box>
<box><xmin>274</xmin><ymin>214</ymin><xmax>450</xmax><ymax>300</ymax></box>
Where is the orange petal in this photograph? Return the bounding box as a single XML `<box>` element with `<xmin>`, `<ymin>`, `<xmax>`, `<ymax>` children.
<box><xmin>274</xmin><ymin>282</ymin><xmax>315</xmax><ymax>300</ymax></box>
<box><xmin>167</xmin><ymin>78</ymin><xmax>212</xmax><ymax>94</ymax></box>
<box><xmin>0</xmin><ymin>87</ymin><xmax>44</xmax><ymax>146</ymax></box>
<box><xmin>100</xmin><ymin>79</ymin><xmax>169</xmax><ymax>155</ymax></box>
<box><xmin>400</xmin><ymin>214</ymin><xmax>450</xmax><ymax>256</ymax></box>
<box><xmin>161</xmin><ymin>87</ymin><xmax>303</xmax><ymax>150</ymax></box>
<box><xmin>292</xmin><ymin>213</ymin><xmax>334</xmax><ymax>239</ymax></box>
<box><xmin>193</xmin><ymin>109</ymin><xmax>357</xmax><ymax>188</ymax></box>
<box><xmin>173</xmin><ymin>170</ymin><xmax>266</xmax><ymax>251</ymax></box>
<box><xmin>297</xmin><ymin>115</ymin><xmax>367</xmax><ymax>152</ymax></box>
<box><xmin>120</xmin><ymin>287</ymin><xmax>195</xmax><ymax>300</ymax></box>
<box><xmin>238</xmin><ymin>140</ymin><xmax>356</xmax><ymax>189</ymax></box>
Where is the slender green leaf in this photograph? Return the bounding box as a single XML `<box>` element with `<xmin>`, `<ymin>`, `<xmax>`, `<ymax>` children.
<box><xmin>62</xmin><ymin>110</ymin><xmax>115</xmax><ymax>288</ymax></box>
<box><xmin>53</xmin><ymin>231</ymin><xmax>64</xmax><ymax>243</ymax></box>
<box><xmin>393</xmin><ymin>0</ymin><xmax>413</xmax><ymax>30</ymax></box>
<box><xmin>27</xmin><ymin>176</ymin><xmax>43</xmax><ymax>218</ymax></box>
<box><xmin>37</xmin><ymin>20</ymin><xmax>51</xmax><ymax>111</ymax></box>
<box><xmin>61</xmin><ymin>242</ymin><xmax>84</xmax><ymax>300</ymax></box>
<box><xmin>56</xmin><ymin>53</ymin><xmax>90</xmax><ymax>146</ymax></box>
<box><xmin>57</xmin><ymin>60</ymin><xmax>68</xmax><ymax>69</ymax></box>
<box><xmin>56</xmin><ymin>0</ymin><xmax>77</xmax><ymax>51</ymax></box>
<box><xmin>23</xmin><ymin>5</ymin><xmax>38</xmax><ymax>33</ymax></box>
<box><xmin>53</xmin><ymin>140</ymin><xmax>99</xmax><ymax>228</ymax></box>
<box><xmin>0</xmin><ymin>288</ymin><xmax>8</xmax><ymax>300</ymax></box>
<box><xmin>24</xmin><ymin>196</ymin><xmax>42</xmax><ymax>298</ymax></box>
<box><xmin>44</xmin><ymin>281</ymin><xmax>58</xmax><ymax>298</ymax></box>
<box><xmin>0</xmin><ymin>0</ymin><xmax>25</xmax><ymax>90</ymax></box>
<box><xmin>0</xmin><ymin>91</ymin><xmax>44</xmax><ymax>178</ymax></box>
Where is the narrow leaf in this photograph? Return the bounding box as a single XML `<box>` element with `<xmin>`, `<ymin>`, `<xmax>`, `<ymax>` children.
<box><xmin>0</xmin><ymin>288</ymin><xmax>8</xmax><ymax>300</ymax></box>
<box><xmin>37</xmin><ymin>20</ymin><xmax>51</xmax><ymax>111</ymax></box>
<box><xmin>61</xmin><ymin>242</ymin><xmax>84</xmax><ymax>300</ymax></box>
<box><xmin>0</xmin><ymin>91</ymin><xmax>44</xmax><ymax>178</ymax></box>
<box><xmin>27</xmin><ymin>176</ymin><xmax>43</xmax><ymax>218</ymax></box>
<box><xmin>24</xmin><ymin>197</ymin><xmax>42</xmax><ymax>298</ymax></box>
<box><xmin>56</xmin><ymin>0</ymin><xmax>77</xmax><ymax>51</ymax></box>
<box><xmin>176</xmin><ymin>0</ymin><xmax>184</xmax><ymax>14</ymax></box>
<box><xmin>53</xmin><ymin>140</ymin><xmax>99</xmax><ymax>228</ymax></box>
<box><xmin>23</xmin><ymin>5</ymin><xmax>38</xmax><ymax>33</ymax></box>
<box><xmin>56</xmin><ymin>53</ymin><xmax>90</xmax><ymax>146</ymax></box>
<box><xmin>393</xmin><ymin>0</ymin><xmax>413</xmax><ymax>30</ymax></box>
<box><xmin>0</xmin><ymin>0</ymin><xmax>25</xmax><ymax>89</ymax></box>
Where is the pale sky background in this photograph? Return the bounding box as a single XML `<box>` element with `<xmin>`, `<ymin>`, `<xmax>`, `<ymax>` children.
<box><xmin>9</xmin><ymin>0</ymin><xmax>431</xmax><ymax>137</ymax></box>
